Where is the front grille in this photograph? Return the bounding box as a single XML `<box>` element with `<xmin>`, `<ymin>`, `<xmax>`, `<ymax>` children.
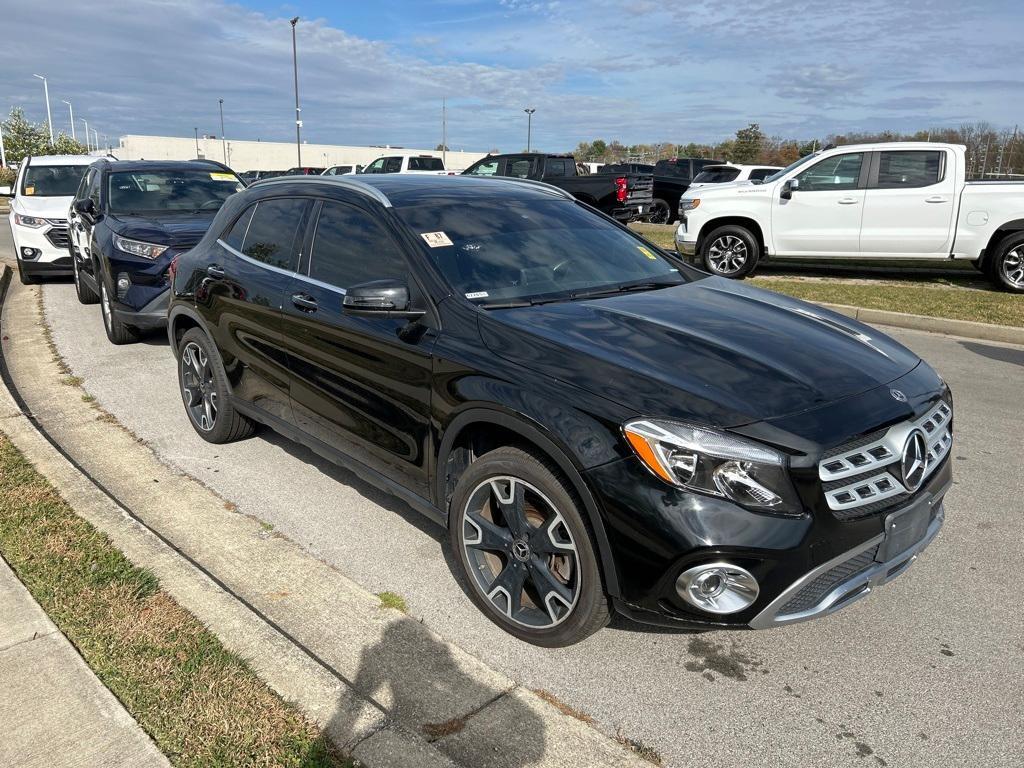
<box><xmin>45</xmin><ymin>217</ymin><xmax>68</xmax><ymax>226</ymax></box>
<box><xmin>818</xmin><ymin>400</ymin><xmax>952</xmax><ymax>517</ymax></box>
<box><xmin>778</xmin><ymin>545</ymin><xmax>879</xmax><ymax>616</ymax></box>
<box><xmin>45</xmin><ymin>227</ymin><xmax>70</xmax><ymax>249</ymax></box>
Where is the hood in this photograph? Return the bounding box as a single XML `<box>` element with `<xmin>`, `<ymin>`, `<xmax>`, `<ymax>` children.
<box><xmin>108</xmin><ymin>211</ymin><xmax>217</xmax><ymax>249</ymax></box>
<box><xmin>13</xmin><ymin>194</ymin><xmax>75</xmax><ymax>219</ymax></box>
<box><xmin>478</xmin><ymin>277</ymin><xmax>920</xmax><ymax>427</ymax></box>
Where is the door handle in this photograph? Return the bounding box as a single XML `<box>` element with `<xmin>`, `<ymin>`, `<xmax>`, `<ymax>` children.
<box><xmin>837</xmin><ymin>197</ymin><xmax>859</xmax><ymax>205</ymax></box>
<box><xmin>925</xmin><ymin>196</ymin><xmax>948</xmax><ymax>203</ymax></box>
<box><xmin>206</xmin><ymin>264</ymin><xmax>225</xmax><ymax>279</ymax></box>
<box><xmin>291</xmin><ymin>293</ymin><xmax>318</xmax><ymax>312</ymax></box>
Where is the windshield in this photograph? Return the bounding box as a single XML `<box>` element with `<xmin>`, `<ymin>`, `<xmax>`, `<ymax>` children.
<box><xmin>21</xmin><ymin>164</ymin><xmax>89</xmax><ymax>197</ymax></box>
<box><xmin>395</xmin><ymin>197</ymin><xmax>686</xmax><ymax>306</ymax></box>
<box><xmin>693</xmin><ymin>167</ymin><xmax>740</xmax><ymax>184</ymax></box>
<box><xmin>107</xmin><ymin>169</ymin><xmax>244</xmax><ymax>213</ymax></box>
<box><xmin>762</xmin><ymin>153</ymin><xmax>820</xmax><ymax>183</ymax></box>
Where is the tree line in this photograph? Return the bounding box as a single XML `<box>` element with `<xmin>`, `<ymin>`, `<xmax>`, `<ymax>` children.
<box><xmin>573</xmin><ymin>122</ymin><xmax>1024</xmax><ymax>179</ymax></box>
<box><xmin>0</xmin><ymin>107</ymin><xmax>91</xmax><ymax>185</ymax></box>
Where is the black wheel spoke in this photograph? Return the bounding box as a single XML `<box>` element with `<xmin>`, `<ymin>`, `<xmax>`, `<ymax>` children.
<box><xmin>529</xmin><ymin>513</ymin><xmax>574</xmax><ymax>555</ymax></box>
<box><xmin>488</xmin><ymin>562</ymin><xmax>528</xmax><ymax>618</ymax></box>
<box><xmin>528</xmin><ymin>558</ymin><xmax>574</xmax><ymax>621</ymax></box>
<box><xmin>464</xmin><ymin>512</ymin><xmax>513</xmax><ymax>552</ymax></box>
<box><xmin>491</xmin><ymin>479</ymin><xmax>529</xmax><ymax>537</ymax></box>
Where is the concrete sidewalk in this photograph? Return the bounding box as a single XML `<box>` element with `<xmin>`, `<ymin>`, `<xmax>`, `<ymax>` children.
<box><xmin>0</xmin><ymin>556</ymin><xmax>168</xmax><ymax>768</ymax></box>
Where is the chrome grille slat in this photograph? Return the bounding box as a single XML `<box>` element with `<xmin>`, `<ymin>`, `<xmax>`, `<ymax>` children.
<box><xmin>819</xmin><ymin>400</ymin><xmax>952</xmax><ymax>514</ymax></box>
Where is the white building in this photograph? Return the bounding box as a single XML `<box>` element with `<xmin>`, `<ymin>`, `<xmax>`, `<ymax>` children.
<box><xmin>113</xmin><ymin>134</ymin><xmax>488</xmax><ymax>173</ymax></box>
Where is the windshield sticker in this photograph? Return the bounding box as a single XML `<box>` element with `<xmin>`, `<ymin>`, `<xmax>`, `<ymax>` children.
<box><xmin>24</xmin><ymin>186</ymin><xmax>35</xmax><ymax>195</ymax></box>
<box><xmin>421</xmin><ymin>231</ymin><xmax>454</xmax><ymax>248</ymax></box>
<box><xmin>210</xmin><ymin>172</ymin><xmax>236</xmax><ymax>181</ymax></box>
<box><xmin>465</xmin><ymin>291</ymin><xmax>489</xmax><ymax>300</ymax></box>
<box><xmin>637</xmin><ymin>245</ymin><xmax>657</xmax><ymax>260</ymax></box>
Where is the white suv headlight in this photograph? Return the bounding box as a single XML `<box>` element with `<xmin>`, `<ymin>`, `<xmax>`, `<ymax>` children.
<box><xmin>623</xmin><ymin>419</ymin><xmax>804</xmax><ymax>515</ymax></box>
<box><xmin>14</xmin><ymin>213</ymin><xmax>47</xmax><ymax>228</ymax></box>
<box><xmin>113</xmin><ymin>234</ymin><xmax>169</xmax><ymax>260</ymax></box>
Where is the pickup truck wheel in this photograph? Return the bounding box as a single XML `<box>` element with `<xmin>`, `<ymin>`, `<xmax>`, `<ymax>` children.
<box><xmin>988</xmin><ymin>232</ymin><xmax>1024</xmax><ymax>293</ymax></box>
<box><xmin>701</xmin><ymin>225</ymin><xmax>759</xmax><ymax>279</ymax></box>
<box><xmin>448</xmin><ymin>446</ymin><xmax>609</xmax><ymax>647</ymax></box>
<box><xmin>177</xmin><ymin>328</ymin><xmax>256</xmax><ymax>443</ymax></box>
<box><xmin>648</xmin><ymin>199</ymin><xmax>672</xmax><ymax>225</ymax></box>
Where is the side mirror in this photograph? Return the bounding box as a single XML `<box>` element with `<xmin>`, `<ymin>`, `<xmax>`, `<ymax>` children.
<box><xmin>780</xmin><ymin>178</ymin><xmax>800</xmax><ymax>200</ymax></box>
<box><xmin>342</xmin><ymin>279</ymin><xmax>425</xmax><ymax>320</ymax></box>
<box><xmin>73</xmin><ymin>198</ymin><xmax>95</xmax><ymax>217</ymax></box>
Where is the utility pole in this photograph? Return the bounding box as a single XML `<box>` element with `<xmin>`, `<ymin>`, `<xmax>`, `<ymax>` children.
<box><xmin>524</xmin><ymin>107</ymin><xmax>536</xmax><ymax>152</ymax></box>
<box><xmin>0</xmin><ymin>121</ymin><xmax>6</xmax><ymax>169</ymax></box>
<box><xmin>93</xmin><ymin>128</ymin><xmax>100</xmax><ymax>154</ymax></box>
<box><xmin>442</xmin><ymin>97</ymin><xmax>447</xmax><ymax>168</ymax></box>
<box><xmin>62</xmin><ymin>100</ymin><xmax>75</xmax><ymax>140</ymax></box>
<box><xmin>218</xmin><ymin>99</ymin><xmax>227</xmax><ymax>163</ymax></box>
<box><xmin>194</xmin><ymin>127</ymin><xmax>200</xmax><ymax>157</ymax></box>
<box><xmin>33</xmin><ymin>74</ymin><xmax>54</xmax><ymax>144</ymax></box>
<box><xmin>290</xmin><ymin>17</ymin><xmax>303</xmax><ymax>167</ymax></box>
<box><xmin>81</xmin><ymin>119</ymin><xmax>90</xmax><ymax>151</ymax></box>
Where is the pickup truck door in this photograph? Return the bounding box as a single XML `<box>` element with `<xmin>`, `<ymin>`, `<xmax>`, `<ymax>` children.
<box><xmin>859</xmin><ymin>149</ymin><xmax>956</xmax><ymax>255</ymax></box>
<box><xmin>771</xmin><ymin>151</ymin><xmax>867</xmax><ymax>255</ymax></box>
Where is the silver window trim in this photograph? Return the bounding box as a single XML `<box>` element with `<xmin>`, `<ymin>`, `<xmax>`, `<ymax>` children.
<box><xmin>217</xmin><ymin>238</ymin><xmax>297</xmax><ymax>279</ymax></box>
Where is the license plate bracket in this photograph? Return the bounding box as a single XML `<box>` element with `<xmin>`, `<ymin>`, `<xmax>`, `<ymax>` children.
<box><xmin>877</xmin><ymin>498</ymin><xmax>931</xmax><ymax>562</ymax></box>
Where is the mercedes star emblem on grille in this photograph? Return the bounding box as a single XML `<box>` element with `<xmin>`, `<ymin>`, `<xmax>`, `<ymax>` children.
<box><xmin>900</xmin><ymin>429</ymin><xmax>928</xmax><ymax>492</ymax></box>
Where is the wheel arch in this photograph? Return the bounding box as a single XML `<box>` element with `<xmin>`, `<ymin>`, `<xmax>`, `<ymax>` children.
<box><xmin>978</xmin><ymin>219</ymin><xmax>1024</xmax><ymax>268</ymax></box>
<box><xmin>167</xmin><ymin>305</ymin><xmax>235</xmax><ymax>395</ymax></box>
<box><xmin>697</xmin><ymin>216</ymin><xmax>766</xmax><ymax>258</ymax></box>
<box><xmin>437</xmin><ymin>407</ymin><xmax>621</xmax><ymax>597</ymax></box>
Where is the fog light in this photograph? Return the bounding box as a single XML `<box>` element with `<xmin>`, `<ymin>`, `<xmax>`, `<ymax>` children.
<box><xmin>21</xmin><ymin>247</ymin><xmax>40</xmax><ymax>259</ymax></box>
<box><xmin>116</xmin><ymin>273</ymin><xmax>131</xmax><ymax>300</ymax></box>
<box><xmin>676</xmin><ymin>563</ymin><xmax>759</xmax><ymax>614</ymax></box>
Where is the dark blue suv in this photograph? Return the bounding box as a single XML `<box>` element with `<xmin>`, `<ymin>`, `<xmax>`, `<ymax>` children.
<box><xmin>68</xmin><ymin>159</ymin><xmax>244</xmax><ymax>344</ymax></box>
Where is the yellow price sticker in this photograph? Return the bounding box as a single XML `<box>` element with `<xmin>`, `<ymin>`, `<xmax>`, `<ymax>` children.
<box><xmin>24</xmin><ymin>186</ymin><xmax>35</xmax><ymax>195</ymax></box>
<box><xmin>637</xmin><ymin>245</ymin><xmax>657</xmax><ymax>260</ymax></box>
<box><xmin>210</xmin><ymin>172</ymin><xmax>236</xmax><ymax>181</ymax></box>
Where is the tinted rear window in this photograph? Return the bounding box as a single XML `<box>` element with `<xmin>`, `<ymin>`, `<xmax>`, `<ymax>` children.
<box><xmin>240</xmin><ymin>198</ymin><xmax>307</xmax><ymax>271</ymax></box>
<box><xmin>693</xmin><ymin>167</ymin><xmax>740</xmax><ymax>184</ymax></box>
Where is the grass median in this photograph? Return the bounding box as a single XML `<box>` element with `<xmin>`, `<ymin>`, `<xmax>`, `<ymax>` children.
<box><xmin>0</xmin><ymin>432</ymin><xmax>349</xmax><ymax>768</ymax></box>
<box><xmin>629</xmin><ymin>223</ymin><xmax>1022</xmax><ymax>328</ymax></box>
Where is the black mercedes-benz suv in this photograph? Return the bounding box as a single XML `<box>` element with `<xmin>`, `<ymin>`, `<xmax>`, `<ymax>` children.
<box><xmin>69</xmin><ymin>159</ymin><xmax>244</xmax><ymax>344</ymax></box>
<box><xmin>167</xmin><ymin>174</ymin><xmax>952</xmax><ymax>646</ymax></box>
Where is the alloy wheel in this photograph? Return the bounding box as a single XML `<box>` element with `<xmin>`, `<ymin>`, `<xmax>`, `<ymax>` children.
<box><xmin>707</xmin><ymin>235</ymin><xmax>749</xmax><ymax>275</ymax></box>
<box><xmin>649</xmin><ymin>200</ymin><xmax>670</xmax><ymax>225</ymax></box>
<box><xmin>1002</xmin><ymin>246</ymin><xmax>1024</xmax><ymax>288</ymax></box>
<box><xmin>73</xmin><ymin>257</ymin><xmax>80</xmax><ymax>291</ymax></box>
<box><xmin>100</xmin><ymin>283</ymin><xmax>112</xmax><ymax>331</ymax></box>
<box><xmin>180</xmin><ymin>341</ymin><xmax>218</xmax><ymax>431</ymax></box>
<box><xmin>461</xmin><ymin>476</ymin><xmax>580</xmax><ymax>628</ymax></box>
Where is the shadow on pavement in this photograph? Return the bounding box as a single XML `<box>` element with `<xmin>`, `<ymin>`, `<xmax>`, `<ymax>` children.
<box><xmin>958</xmin><ymin>340</ymin><xmax>1024</xmax><ymax>367</ymax></box>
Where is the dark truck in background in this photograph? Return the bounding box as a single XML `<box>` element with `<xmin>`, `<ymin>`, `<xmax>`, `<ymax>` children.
<box><xmin>606</xmin><ymin>158</ymin><xmax>724</xmax><ymax>224</ymax></box>
<box><xmin>463</xmin><ymin>153</ymin><xmax>653</xmax><ymax>221</ymax></box>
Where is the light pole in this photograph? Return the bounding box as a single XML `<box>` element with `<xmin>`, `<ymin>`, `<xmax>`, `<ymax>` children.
<box><xmin>0</xmin><ymin>122</ymin><xmax>7</xmax><ymax>169</ymax></box>
<box><xmin>218</xmin><ymin>99</ymin><xmax>227</xmax><ymax>163</ymax></box>
<box><xmin>62</xmin><ymin>100</ymin><xmax>75</xmax><ymax>141</ymax></box>
<box><xmin>33</xmin><ymin>74</ymin><xmax>54</xmax><ymax>145</ymax></box>
<box><xmin>80</xmin><ymin>119</ymin><xmax>90</xmax><ymax>151</ymax></box>
<box><xmin>93</xmin><ymin>128</ymin><xmax>100</xmax><ymax>153</ymax></box>
<box><xmin>290</xmin><ymin>17</ymin><xmax>303</xmax><ymax>167</ymax></box>
<box><xmin>194</xmin><ymin>127</ymin><xmax>200</xmax><ymax>157</ymax></box>
<box><xmin>442</xmin><ymin>97</ymin><xmax>447</xmax><ymax>168</ymax></box>
<box><xmin>524</xmin><ymin>108</ymin><xmax>536</xmax><ymax>152</ymax></box>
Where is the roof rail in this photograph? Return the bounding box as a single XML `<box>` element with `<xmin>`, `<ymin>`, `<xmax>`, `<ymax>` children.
<box><xmin>249</xmin><ymin>175</ymin><xmax>392</xmax><ymax>208</ymax></box>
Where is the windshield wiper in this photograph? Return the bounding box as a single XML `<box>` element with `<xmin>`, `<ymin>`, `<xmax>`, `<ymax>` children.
<box><xmin>569</xmin><ymin>277</ymin><xmax>683</xmax><ymax>301</ymax></box>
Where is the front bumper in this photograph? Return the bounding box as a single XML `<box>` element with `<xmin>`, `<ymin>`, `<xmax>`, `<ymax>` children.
<box><xmin>10</xmin><ymin>218</ymin><xmax>74</xmax><ymax>271</ymax></box>
<box><xmin>674</xmin><ymin>221</ymin><xmax>697</xmax><ymax>258</ymax></box>
<box><xmin>112</xmin><ymin>288</ymin><xmax>170</xmax><ymax>329</ymax></box>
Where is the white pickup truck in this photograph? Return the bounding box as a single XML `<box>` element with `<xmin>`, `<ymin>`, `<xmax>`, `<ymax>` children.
<box><xmin>675</xmin><ymin>142</ymin><xmax>1024</xmax><ymax>292</ymax></box>
<box><xmin>359</xmin><ymin>153</ymin><xmax>452</xmax><ymax>175</ymax></box>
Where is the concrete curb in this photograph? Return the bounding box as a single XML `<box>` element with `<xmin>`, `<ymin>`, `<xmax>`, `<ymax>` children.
<box><xmin>819</xmin><ymin>301</ymin><xmax>1024</xmax><ymax>345</ymax></box>
<box><xmin>0</xmin><ymin>263</ymin><xmax>656</xmax><ymax>768</ymax></box>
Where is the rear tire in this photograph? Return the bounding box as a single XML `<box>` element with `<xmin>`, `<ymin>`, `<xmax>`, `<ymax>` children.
<box><xmin>100</xmin><ymin>280</ymin><xmax>141</xmax><ymax>345</ymax></box>
<box><xmin>73</xmin><ymin>256</ymin><xmax>99</xmax><ymax>304</ymax></box>
<box><xmin>448</xmin><ymin>446</ymin><xmax>609</xmax><ymax>647</ymax></box>
<box><xmin>701</xmin><ymin>224</ymin><xmax>759</xmax><ymax>279</ymax></box>
<box><xmin>177</xmin><ymin>328</ymin><xmax>256</xmax><ymax>443</ymax></box>
<box><xmin>987</xmin><ymin>232</ymin><xmax>1024</xmax><ymax>294</ymax></box>
<box><xmin>648</xmin><ymin>198</ymin><xmax>672</xmax><ymax>225</ymax></box>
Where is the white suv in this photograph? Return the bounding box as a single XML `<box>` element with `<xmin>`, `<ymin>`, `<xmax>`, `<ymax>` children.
<box><xmin>8</xmin><ymin>155</ymin><xmax>95</xmax><ymax>284</ymax></box>
<box><xmin>687</xmin><ymin>163</ymin><xmax>782</xmax><ymax>191</ymax></box>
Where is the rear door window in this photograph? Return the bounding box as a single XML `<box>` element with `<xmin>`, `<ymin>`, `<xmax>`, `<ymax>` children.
<box><xmin>308</xmin><ymin>201</ymin><xmax>407</xmax><ymax>289</ymax></box>
<box><xmin>505</xmin><ymin>157</ymin><xmax>536</xmax><ymax>179</ymax></box>
<box><xmin>874</xmin><ymin>151</ymin><xmax>943</xmax><ymax>188</ymax></box>
<box><xmin>240</xmin><ymin>198</ymin><xmax>308</xmax><ymax>271</ymax></box>
<box><xmin>544</xmin><ymin>158</ymin><xmax>571</xmax><ymax>177</ymax></box>
<box><xmin>382</xmin><ymin>157</ymin><xmax>403</xmax><ymax>173</ymax></box>
<box><xmin>408</xmin><ymin>157</ymin><xmax>444</xmax><ymax>171</ymax></box>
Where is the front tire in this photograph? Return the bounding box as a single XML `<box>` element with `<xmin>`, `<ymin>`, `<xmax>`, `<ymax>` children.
<box><xmin>100</xmin><ymin>280</ymin><xmax>140</xmax><ymax>345</ymax></box>
<box><xmin>177</xmin><ymin>328</ymin><xmax>256</xmax><ymax>443</ymax></box>
<box><xmin>701</xmin><ymin>224</ymin><xmax>759</xmax><ymax>278</ymax></box>
<box><xmin>448</xmin><ymin>446</ymin><xmax>609</xmax><ymax>647</ymax></box>
<box><xmin>987</xmin><ymin>232</ymin><xmax>1024</xmax><ymax>294</ymax></box>
<box><xmin>73</xmin><ymin>255</ymin><xmax>99</xmax><ymax>304</ymax></box>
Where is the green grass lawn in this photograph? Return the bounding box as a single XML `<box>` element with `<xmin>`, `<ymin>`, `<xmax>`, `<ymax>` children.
<box><xmin>628</xmin><ymin>223</ymin><xmax>1021</xmax><ymax>327</ymax></box>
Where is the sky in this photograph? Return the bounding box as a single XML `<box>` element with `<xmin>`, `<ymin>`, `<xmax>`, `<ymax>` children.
<box><xmin>2</xmin><ymin>0</ymin><xmax>1021</xmax><ymax>153</ymax></box>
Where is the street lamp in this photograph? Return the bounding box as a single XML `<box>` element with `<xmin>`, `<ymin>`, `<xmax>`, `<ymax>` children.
<box><xmin>524</xmin><ymin>108</ymin><xmax>536</xmax><ymax>152</ymax></box>
<box><xmin>61</xmin><ymin>100</ymin><xmax>75</xmax><ymax>141</ymax></box>
<box><xmin>194</xmin><ymin>127</ymin><xmax>200</xmax><ymax>157</ymax></box>
<box><xmin>33</xmin><ymin>74</ymin><xmax>54</xmax><ymax>145</ymax></box>
<box><xmin>80</xmin><ymin>119</ymin><xmax>90</xmax><ymax>151</ymax></box>
<box><xmin>92</xmin><ymin>128</ymin><xmax>99</xmax><ymax>153</ymax></box>
<box><xmin>218</xmin><ymin>99</ymin><xmax>227</xmax><ymax>163</ymax></box>
<box><xmin>290</xmin><ymin>17</ymin><xmax>303</xmax><ymax>167</ymax></box>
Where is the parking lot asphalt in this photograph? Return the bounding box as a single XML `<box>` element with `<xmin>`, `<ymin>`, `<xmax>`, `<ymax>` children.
<box><xmin>9</xmin><ymin>229</ymin><xmax>1021</xmax><ymax>765</ymax></box>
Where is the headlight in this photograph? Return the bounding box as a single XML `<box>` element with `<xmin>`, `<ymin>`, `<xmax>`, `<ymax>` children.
<box><xmin>623</xmin><ymin>419</ymin><xmax>803</xmax><ymax>515</ymax></box>
<box><xmin>14</xmin><ymin>213</ymin><xmax>46</xmax><ymax>228</ymax></box>
<box><xmin>113</xmin><ymin>234</ymin><xmax>169</xmax><ymax>260</ymax></box>
<box><xmin>679</xmin><ymin>199</ymin><xmax>700</xmax><ymax>212</ymax></box>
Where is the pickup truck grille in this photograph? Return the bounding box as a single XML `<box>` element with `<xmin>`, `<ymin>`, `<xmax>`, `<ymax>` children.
<box><xmin>818</xmin><ymin>400</ymin><xmax>952</xmax><ymax>519</ymax></box>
